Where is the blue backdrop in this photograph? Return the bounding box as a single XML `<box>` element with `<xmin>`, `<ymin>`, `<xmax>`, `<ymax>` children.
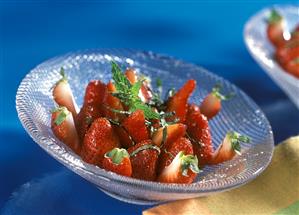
<box><xmin>1</xmin><ymin>1</ymin><xmax>299</xmax><ymax>214</ymax></box>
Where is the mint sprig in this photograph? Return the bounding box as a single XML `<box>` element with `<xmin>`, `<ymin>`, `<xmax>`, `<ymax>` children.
<box><xmin>111</xmin><ymin>61</ymin><xmax>160</xmax><ymax>120</ymax></box>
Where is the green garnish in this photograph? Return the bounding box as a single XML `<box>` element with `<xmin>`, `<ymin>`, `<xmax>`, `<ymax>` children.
<box><xmin>177</xmin><ymin>152</ymin><xmax>200</xmax><ymax>176</ymax></box>
<box><xmin>268</xmin><ymin>9</ymin><xmax>283</xmax><ymax>24</ymax></box>
<box><xmin>111</xmin><ymin>61</ymin><xmax>160</xmax><ymax>120</ymax></box>
<box><xmin>227</xmin><ymin>131</ymin><xmax>250</xmax><ymax>155</ymax></box>
<box><xmin>293</xmin><ymin>57</ymin><xmax>299</xmax><ymax>64</ymax></box>
<box><xmin>130</xmin><ymin>144</ymin><xmax>161</xmax><ymax>157</ymax></box>
<box><xmin>52</xmin><ymin>106</ymin><xmax>69</xmax><ymax>125</ymax></box>
<box><xmin>105</xmin><ymin>148</ymin><xmax>129</xmax><ymax>165</ymax></box>
<box><xmin>211</xmin><ymin>84</ymin><xmax>235</xmax><ymax>100</ymax></box>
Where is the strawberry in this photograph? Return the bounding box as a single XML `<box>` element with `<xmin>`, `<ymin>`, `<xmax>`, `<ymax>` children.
<box><xmin>102</xmin><ymin>148</ymin><xmax>132</xmax><ymax>177</ymax></box>
<box><xmin>152</xmin><ymin>123</ymin><xmax>186</xmax><ymax>147</ymax></box>
<box><xmin>103</xmin><ymin>81</ymin><xmax>125</xmax><ymax>121</ymax></box>
<box><xmin>158</xmin><ymin>137</ymin><xmax>193</xmax><ymax>174</ymax></box>
<box><xmin>81</xmin><ymin>118</ymin><xmax>120</xmax><ymax>166</ymax></box>
<box><xmin>211</xmin><ymin>131</ymin><xmax>250</xmax><ymax>164</ymax></box>
<box><xmin>121</xmin><ymin>110</ymin><xmax>149</xmax><ymax>143</ymax></box>
<box><xmin>283</xmin><ymin>57</ymin><xmax>299</xmax><ymax>78</ymax></box>
<box><xmin>113</xmin><ymin>125</ymin><xmax>135</xmax><ymax>148</ymax></box>
<box><xmin>291</xmin><ymin>24</ymin><xmax>299</xmax><ymax>40</ymax></box>
<box><xmin>157</xmin><ymin>151</ymin><xmax>200</xmax><ymax>184</ymax></box>
<box><xmin>52</xmin><ymin>68</ymin><xmax>79</xmax><ymax>118</ymax></box>
<box><xmin>51</xmin><ymin>107</ymin><xmax>81</xmax><ymax>154</ymax></box>
<box><xmin>127</xmin><ymin>140</ymin><xmax>160</xmax><ymax>181</ymax></box>
<box><xmin>276</xmin><ymin>41</ymin><xmax>299</xmax><ymax>66</ymax></box>
<box><xmin>125</xmin><ymin>69</ymin><xmax>153</xmax><ymax>103</ymax></box>
<box><xmin>200</xmin><ymin>85</ymin><xmax>233</xmax><ymax>120</ymax></box>
<box><xmin>167</xmin><ymin>79</ymin><xmax>196</xmax><ymax>123</ymax></box>
<box><xmin>267</xmin><ymin>9</ymin><xmax>285</xmax><ymax>47</ymax></box>
<box><xmin>76</xmin><ymin>80</ymin><xmax>107</xmax><ymax>140</ymax></box>
<box><xmin>186</xmin><ymin>104</ymin><xmax>213</xmax><ymax>167</ymax></box>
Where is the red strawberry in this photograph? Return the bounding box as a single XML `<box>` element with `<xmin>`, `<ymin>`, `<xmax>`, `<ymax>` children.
<box><xmin>76</xmin><ymin>80</ymin><xmax>107</xmax><ymax>140</ymax></box>
<box><xmin>284</xmin><ymin>57</ymin><xmax>299</xmax><ymax>78</ymax></box>
<box><xmin>157</xmin><ymin>151</ymin><xmax>200</xmax><ymax>184</ymax></box>
<box><xmin>52</xmin><ymin>68</ymin><xmax>79</xmax><ymax>118</ymax></box>
<box><xmin>125</xmin><ymin>69</ymin><xmax>152</xmax><ymax>103</ymax></box>
<box><xmin>211</xmin><ymin>131</ymin><xmax>250</xmax><ymax>164</ymax></box>
<box><xmin>200</xmin><ymin>85</ymin><xmax>233</xmax><ymax>120</ymax></box>
<box><xmin>291</xmin><ymin>24</ymin><xmax>299</xmax><ymax>40</ymax></box>
<box><xmin>81</xmin><ymin>118</ymin><xmax>120</xmax><ymax>166</ymax></box>
<box><xmin>267</xmin><ymin>9</ymin><xmax>285</xmax><ymax>47</ymax></box>
<box><xmin>102</xmin><ymin>148</ymin><xmax>132</xmax><ymax>177</ymax></box>
<box><xmin>276</xmin><ymin>41</ymin><xmax>299</xmax><ymax>66</ymax></box>
<box><xmin>51</xmin><ymin>107</ymin><xmax>81</xmax><ymax>154</ymax></box>
<box><xmin>103</xmin><ymin>81</ymin><xmax>125</xmax><ymax>121</ymax></box>
<box><xmin>186</xmin><ymin>104</ymin><xmax>213</xmax><ymax>167</ymax></box>
<box><xmin>121</xmin><ymin>110</ymin><xmax>149</xmax><ymax>143</ymax></box>
<box><xmin>113</xmin><ymin>125</ymin><xmax>135</xmax><ymax>148</ymax></box>
<box><xmin>152</xmin><ymin>123</ymin><xmax>186</xmax><ymax>147</ymax></box>
<box><xmin>158</xmin><ymin>137</ymin><xmax>193</xmax><ymax>174</ymax></box>
<box><xmin>167</xmin><ymin>79</ymin><xmax>196</xmax><ymax>123</ymax></box>
<box><xmin>127</xmin><ymin>140</ymin><xmax>160</xmax><ymax>181</ymax></box>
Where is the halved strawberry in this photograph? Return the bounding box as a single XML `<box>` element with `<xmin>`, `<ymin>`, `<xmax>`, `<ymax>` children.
<box><xmin>76</xmin><ymin>80</ymin><xmax>107</xmax><ymax>140</ymax></box>
<box><xmin>167</xmin><ymin>79</ymin><xmax>196</xmax><ymax>123</ymax></box>
<box><xmin>200</xmin><ymin>85</ymin><xmax>233</xmax><ymax>120</ymax></box>
<box><xmin>81</xmin><ymin>118</ymin><xmax>120</xmax><ymax>166</ymax></box>
<box><xmin>121</xmin><ymin>110</ymin><xmax>149</xmax><ymax>143</ymax></box>
<box><xmin>103</xmin><ymin>81</ymin><xmax>125</xmax><ymax>121</ymax></box>
<box><xmin>267</xmin><ymin>9</ymin><xmax>285</xmax><ymax>47</ymax></box>
<box><xmin>102</xmin><ymin>148</ymin><xmax>132</xmax><ymax>177</ymax></box>
<box><xmin>157</xmin><ymin>151</ymin><xmax>200</xmax><ymax>184</ymax></box>
<box><xmin>52</xmin><ymin>68</ymin><xmax>79</xmax><ymax>118</ymax></box>
<box><xmin>186</xmin><ymin>104</ymin><xmax>213</xmax><ymax>167</ymax></box>
<box><xmin>152</xmin><ymin>123</ymin><xmax>186</xmax><ymax>147</ymax></box>
<box><xmin>51</xmin><ymin>107</ymin><xmax>81</xmax><ymax>154</ymax></box>
<box><xmin>158</xmin><ymin>137</ymin><xmax>193</xmax><ymax>174</ymax></box>
<box><xmin>125</xmin><ymin>68</ymin><xmax>153</xmax><ymax>103</ymax></box>
<box><xmin>211</xmin><ymin>131</ymin><xmax>250</xmax><ymax>164</ymax></box>
<box><xmin>127</xmin><ymin>140</ymin><xmax>160</xmax><ymax>181</ymax></box>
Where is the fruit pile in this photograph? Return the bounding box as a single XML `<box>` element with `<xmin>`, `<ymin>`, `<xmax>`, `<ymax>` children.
<box><xmin>50</xmin><ymin>62</ymin><xmax>249</xmax><ymax>184</ymax></box>
<box><xmin>267</xmin><ymin>9</ymin><xmax>299</xmax><ymax>78</ymax></box>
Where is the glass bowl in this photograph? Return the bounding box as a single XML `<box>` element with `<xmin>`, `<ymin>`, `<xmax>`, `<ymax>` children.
<box><xmin>16</xmin><ymin>49</ymin><xmax>274</xmax><ymax>205</ymax></box>
<box><xmin>244</xmin><ymin>5</ymin><xmax>299</xmax><ymax>108</ymax></box>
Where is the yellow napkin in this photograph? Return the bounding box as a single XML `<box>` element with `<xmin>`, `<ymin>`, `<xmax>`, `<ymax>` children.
<box><xmin>144</xmin><ymin>136</ymin><xmax>299</xmax><ymax>215</ymax></box>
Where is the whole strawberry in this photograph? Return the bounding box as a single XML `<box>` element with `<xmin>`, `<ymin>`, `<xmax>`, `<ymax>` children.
<box><xmin>127</xmin><ymin>140</ymin><xmax>160</xmax><ymax>181</ymax></box>
<box><xmin>102</xmin><ymin>148</ymin><xmax>132</xmax><ymax>177</ymax></box>
<box><xmin>200</xmin><ymin>85</ymin><xmax>233</xmax><ymax>120</ymax></box>
<box><xmin>186</xmin><ymin>104</ymin><xmax>213</xmax><ymax>167</ymax></box>
<box><xmin>158</xmin><ymin>137</ymin><xmax>193</xmax><ymax>174</ymax></box>
<box><xmin>52</xmin><ymin>68</ymin><xmax>79</xmax><ymax>118</ymax></box>
<box><xmin>167</xmin><ymin>79</ymin><xmax>196</xmax><ymax>123</ymax></box>
<box><xmin>267</xmin><ymin>9</ymin><xmax>285</xmax><ymax>47</ymax></box>
<box><xmin>81</xmin><ymin>118</ymin><xmax>120</xmax><ymax>166</ymax></box>
<box><xmin>157</xmin><ymin>151</ymin><xmax>200</xmax><ymax>184</ymax></box>
<box><xmin>76</xmin><ymin>80</ymin><xmax>107</xmax><ymax>140</ymax></box>
<box><xmin>51</xmin><ymin>106</ymin><xmax>81</xmax><ymax>154</ymax></box>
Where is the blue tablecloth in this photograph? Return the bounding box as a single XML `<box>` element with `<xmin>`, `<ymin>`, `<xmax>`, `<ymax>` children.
<box><xmin>1</xmin><ymin>1</ymin><xmax>299</xmax><ymax>214</ymax></box>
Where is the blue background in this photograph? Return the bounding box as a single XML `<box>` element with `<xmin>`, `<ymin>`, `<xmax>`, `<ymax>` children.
<box><xmin>1</xmin><ymin>1</ymin><xmax>299</xmax><ymax>214</ymax></box>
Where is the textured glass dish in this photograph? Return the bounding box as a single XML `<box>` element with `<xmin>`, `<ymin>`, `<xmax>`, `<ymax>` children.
<box><xmin>16</xmin><ymin>49</ymin><xmax>274</xmax><ymax>205</ymax></box>
<box><xmin>244</xmin><ymin>5</ymin><xmax>299</xmax><ymax>108</ymax></box>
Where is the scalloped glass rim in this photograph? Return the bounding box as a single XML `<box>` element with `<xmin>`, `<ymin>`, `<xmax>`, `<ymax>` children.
<box><xmin>244</xmin><ymin>4</ymin><xmax>299</xmax><ymax>108</ymax></box>
<box><xmin>16</xmin><ymin>49</ymin><xmax>274</xmax><ymax>204</ymax></box>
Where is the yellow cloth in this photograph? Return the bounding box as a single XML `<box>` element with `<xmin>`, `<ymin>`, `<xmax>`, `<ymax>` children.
<box><xmin>144</xmin><ymin>136</ymin><xmax>299</xmax><ymax>215</ymax></box>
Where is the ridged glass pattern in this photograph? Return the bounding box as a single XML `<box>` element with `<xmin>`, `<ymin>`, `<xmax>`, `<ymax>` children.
<box><xmin>16</xmin><ymin>49</ymin><xmax>274</xmax><ymax>205</ymax></box>
<box><xmin>244</xmin><ymin>5</ymin><xmax>299</xmax><ymax>108</ymax></box>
